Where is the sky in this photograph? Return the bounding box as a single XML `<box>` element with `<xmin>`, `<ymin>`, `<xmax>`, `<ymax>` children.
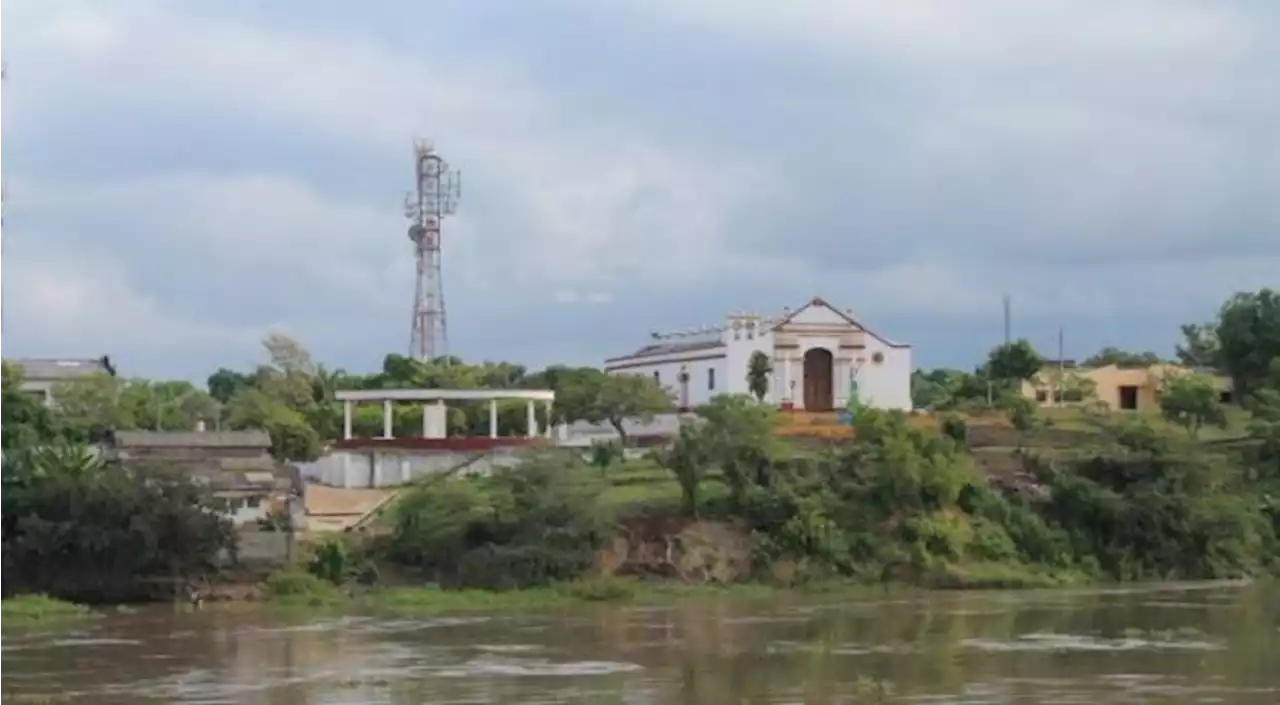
<box><xmin>2</xmin><ymin>0</ymin><xmax>1278</xmax><ymax>381</ymax></box>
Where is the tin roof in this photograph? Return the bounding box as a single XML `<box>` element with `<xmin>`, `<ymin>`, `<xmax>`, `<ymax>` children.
<box><xmin>605</xmin><ymin>339</ymin><xmax>725</xmax><ymax>364</ymax></box>
<box><xmin>112</xmin><ymin>430</ymin><xmax>272</xmax><ymax>449</ymax></box>
<box><xmin>12</xmin><ymin>357</ymin><xmax>115</xmax><ymax>381</ymax></box>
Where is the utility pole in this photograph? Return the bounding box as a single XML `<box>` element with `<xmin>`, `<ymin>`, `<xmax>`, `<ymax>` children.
<box><xmin>1002</xmin><ymin>293</ymin><xmax>1012</xmax><ymax>345</ymax></box>
<box><xmin>0</xmin><ymin>57</ymin><xmax>9</xmax><ymax>598</ymax></box>
<box><xmin>0</xmin><ymin>60</ymin><xmax>7</xmax><ymax>348</ymax></box>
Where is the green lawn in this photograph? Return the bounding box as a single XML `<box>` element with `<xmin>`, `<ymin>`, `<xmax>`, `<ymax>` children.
<box><xmin>1036</xmin><ymin>405</ymin><xmax>1253</xmax><ymax>440</ymax></box>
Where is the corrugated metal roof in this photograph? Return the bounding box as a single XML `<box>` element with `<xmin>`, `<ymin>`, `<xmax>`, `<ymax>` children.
<box><xmin>13</xmin><ymin>357</ymin><xmax>113</xmax><ymax>381</ymax></box>
<box><xmin>113</xmin><ymin>430</ymin><xmax>272</xmax><ymax>449</ymax></box>
<box><xmin>612</xmin><ymin>339</ymin><xmax>724</xmax><ymax>361</ymax></box>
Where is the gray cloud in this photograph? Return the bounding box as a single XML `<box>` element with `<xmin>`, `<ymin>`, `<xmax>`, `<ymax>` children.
<box><xmin>2</xmin><ymin>0</ymin><xmax>1277</xmax><ymax>378</ymax></box>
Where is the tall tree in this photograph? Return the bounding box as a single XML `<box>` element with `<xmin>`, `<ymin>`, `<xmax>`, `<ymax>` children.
<box><xmin>984</xmin><ymin>340</ymin><xmax>1044</xmax><ymax>389</ymax></box>
<box><xmin>1176</xmin><ymin>323</ymin><xmax>1221</xmax><ymax>369</ymax></box>
<box><xmin>207</xmin><ymin>368</ymin><xmax>253</xmax><ymax>404</ymax></box>
<box><xmin>1212</xmin><ymin>289</ymin><xmax>1280</xmax><ymax>400</ymax></box>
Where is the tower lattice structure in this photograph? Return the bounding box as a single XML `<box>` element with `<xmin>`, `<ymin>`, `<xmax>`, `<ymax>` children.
<box><xmin>404</xmin><ymin>140</ymin><xmax>460</xmax><ymax>362</ymax></box>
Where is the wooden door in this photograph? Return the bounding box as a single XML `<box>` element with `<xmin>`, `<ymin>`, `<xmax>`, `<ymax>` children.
<box><xmin>803</xmin><ymin>348</ymin><xmax>834</xmax><ymax>411</ymax></box>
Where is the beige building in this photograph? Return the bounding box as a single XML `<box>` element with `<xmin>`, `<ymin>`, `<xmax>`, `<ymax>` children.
<box><xmin>1023</xmin><ymin>363</ymin><xmax>1232</xmax><ymax>412</ymax></box>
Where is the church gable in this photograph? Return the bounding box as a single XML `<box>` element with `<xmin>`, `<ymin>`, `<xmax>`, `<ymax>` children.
<box><xmin>786</xmin><ymin>302</ymin><xmax>859</xmax><ymax>328</ymax></box>
<box><xmin>774</xmin><ymin>297</ymin><xmax>861</xmax><ymax>332</ymax></box>
<box><xmin>772</xmin><ymin>297</ymin><xmax>909</xmax><ymax>349</ymax></box>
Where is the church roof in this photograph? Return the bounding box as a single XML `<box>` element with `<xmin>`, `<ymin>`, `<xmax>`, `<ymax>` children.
<box><xmin>772</xmin><ymin>297</ymin><xmax>909</xmax><ymax>349</ymax></box>
<box><xmin>605</xmin><ymin>339</ymin><xmax>724</xmax><ymax>364</ymax></box>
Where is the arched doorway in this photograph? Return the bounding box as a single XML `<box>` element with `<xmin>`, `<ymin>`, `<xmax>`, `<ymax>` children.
<box><xmin>803</xmin><ymin>348</ymin><xmax>834</xmax><ymax>411</ymax></box>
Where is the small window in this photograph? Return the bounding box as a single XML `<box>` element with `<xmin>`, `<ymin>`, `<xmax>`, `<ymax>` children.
<box><xmin>246</xmin><ymin>496</ymin><xmax>262</xmax><ymax>509</ymax></box>
<box><xmin>1035</xmin><ymin>390</ymin><xmax>1047</xmax><ymax>403</ymax></box>
<box><xmin>653</xmin><ymin>370</ymin><xmax>660</xmax><ymax>383</ymax></box>
<box><xmin>1219</xmin><ymin>390</ymin><xmax>1233</xmax><ymax>404</ymax></box>
<box><xmin>708</xmin><ymin>368</ymin><xmax>716</xmax><ymax>390</ymax></box>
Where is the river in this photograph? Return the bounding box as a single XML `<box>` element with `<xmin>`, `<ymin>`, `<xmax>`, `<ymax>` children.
<box><xmin>2</xmin><ymin>581</ymin><xmax>1276</xmax><ymax>704</ymax></box>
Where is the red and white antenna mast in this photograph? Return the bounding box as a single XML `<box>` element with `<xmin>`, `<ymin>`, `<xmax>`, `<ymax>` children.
<box><xmin>403</xmin><ymin>140</ymin><xmax>460</xmax><ymax>362</ymax></box>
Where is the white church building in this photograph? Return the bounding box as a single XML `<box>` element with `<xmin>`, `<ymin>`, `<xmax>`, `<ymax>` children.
<box><xmin>604</xmin><ymin>297</ymin><xmax>912</xmax><ymax>412</ymax></box>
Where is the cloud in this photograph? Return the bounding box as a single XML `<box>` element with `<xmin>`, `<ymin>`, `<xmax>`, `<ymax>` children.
<box><xmin>2</xmin><ymin>0</ymin><xmax>1277</xmax><ymax>375</ymax></box>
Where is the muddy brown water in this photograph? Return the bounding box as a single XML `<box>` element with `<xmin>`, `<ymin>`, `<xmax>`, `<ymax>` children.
<box><xmin>2</xmin><ymin>581</ymin><xmax>1277</xmax><ymax>704</ymax></box>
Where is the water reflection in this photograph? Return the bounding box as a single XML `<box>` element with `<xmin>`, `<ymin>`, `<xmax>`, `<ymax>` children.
<box><xmin>2</xmin><ymin>582</ymin><xmax>1277</xmax><ymax>704</ymax></box>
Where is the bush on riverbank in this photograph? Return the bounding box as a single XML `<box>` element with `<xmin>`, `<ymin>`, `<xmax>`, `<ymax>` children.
<box><xmin>385</xmin><ymin>456</ymin><xmax>611</xmax><ymax>590</ymax></box>
<box><xmin>1</xmin><ymin>594</ymin><xmax>93</xmax><ymax>625</ymax></box>
<box><xmin>376</xmin><ymin>393</ymin><xmax>1279</xmax><ymax>591</ymax></box>
<box><xmin>2</xmin><ymin>445</ymin><xmax>236</xmax><ymax>603</ymax></box>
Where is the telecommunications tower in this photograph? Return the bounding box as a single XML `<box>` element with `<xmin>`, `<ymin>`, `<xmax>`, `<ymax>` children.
<box><xmin>404</xmin><ymin>140</ymin><xmax>460</xmax><ymax>362</ymax></box>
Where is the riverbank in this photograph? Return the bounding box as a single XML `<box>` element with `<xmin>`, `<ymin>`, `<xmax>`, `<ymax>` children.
<box><xmin>258</xmin><ymin>558</ymin><xmax>1091</xmax><ymax>615</ymax></box>
<box><xmin>1</xmin><ymin>595</ymin><xmax>94</xmax><ymax>627</ymax></box>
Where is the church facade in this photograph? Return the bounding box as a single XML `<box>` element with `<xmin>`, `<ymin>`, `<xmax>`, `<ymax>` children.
<box><xmin>603</xmin><ymin>297</ymin><xmax>912</xmax><ymax>412</ymax></box>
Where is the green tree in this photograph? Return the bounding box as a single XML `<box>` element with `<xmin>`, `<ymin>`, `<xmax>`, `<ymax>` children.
<box><xmin>911</xmin><ymin>368</ymin><xmax>988</xmax><ymax>410</ymax></box>
<box><xmin>1159</xmin><ymin>373</ymin><xmax>1227</xmax><ymax>439</ymax></box>
<box><xmin>49</xmin><ymin>373</ymin><xmax>134</xmax><ymax>441</ymax></box>
<box><xmin>1</xmin><ymin>363</ymin><xmax>64</xmax><ymax>451</ymax></box>
<box><xmin>1176</xmin><ymin>322</ymin><xmax>1221</xmax><ymax>369</ymax></box>
<box><xmin>527</xmin><ymin>366</ymin><xmax>608</xmax><ymax>426</ymax></box>
<box><xmin>697</xmin><ymin>394</ymin><xmax>783</xmax><ymax>508</ymax></box>
<box><xmin>225</xmin><ymin>388</ymin><xmax>322</xmax><ymax>461</ymax></box>
<box><xmin>2</xmin><ymin>445</ymin><xmax>235</xmax><ymax>602</ymax></box>
<box><xmin>206</xmin><ymin>367</ymin><xmax>253</xmax><ymax>405</ymax></box>
<box><xmin>585</xmin><ymin>374</ymin><xmax>672</xmax><ymax>446</ymax></box>
<box><xmin>984</xmin><ymin>340</ymin><xmax>1044</xmax><ymax>388</ymax></box>
<box><xmin>1212</xmin><ymin>289</ymin><xmax>1280</xmax><ymax>400</ymax></box>
<box><xmin>656</xmin><ymin>422</ymin><xmax>712</xmax><ymax>517</ymax></box>
<box><xmin>1083</xmin><ymin>347</ymin><xmax>1163</xmax><ymax>367</ymax></box>
<box><xmin>746</xmin><ymin>351</ymin><xmax>772</xmax><ymax>402</ymax></box>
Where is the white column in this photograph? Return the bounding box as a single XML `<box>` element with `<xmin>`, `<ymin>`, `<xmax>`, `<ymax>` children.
<box><xmin>780</xmin><ymin>353</ymin><xmax>790</xmax><ymax>400</ymax></box>
<box><xmin>834</xmin><ymin>359</ymin><xmax>847</xmax><ymax>407</ymax></box>
<box><xmin>489</xmin><ymin>399</ymin><xmax>498</xmax><ymax>438</ymax></box>
<box><xmin>544</xmin><ymin>400</ymin><xmax>553</xmax><ymax>439</ymax></box>
<box><xmin>342</xmin><ymin>400</ymin><xmax>353</xmax><ymax>440</ymax></box>
<box><xmin>526</xmin><ymin>399</ymin><xmax>537</xmax><ymax>438</ymax></box>
<box><xmin>382</xmin><ymin>399</ymin><xmax>393</xmax><ymax>439</ymax></box>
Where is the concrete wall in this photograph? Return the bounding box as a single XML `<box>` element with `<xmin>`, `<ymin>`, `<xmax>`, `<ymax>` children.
<box><xmin>298</xmin><ymin>446</ymin><xmax>532</xmax><ymax>488</ymax></box>
<box><xmin>216</xmin><ymin>531</ymin><xmax>292</xmax><ymax>568</ymax></box>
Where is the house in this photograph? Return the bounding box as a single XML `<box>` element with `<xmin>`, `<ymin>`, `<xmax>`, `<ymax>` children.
<box><xmin>11</xmin><ymin>356</ymin><xmax>116</xmax><ymax>405</ymax></box>
<box><xmin>603</xmin><ymin>296</ymin><xmax>912</xmax><ymax>412</ymax></box>
<box><xmin>104</xmin><ymin>429</ymin><xmax>301</xmax><ymax>527</ymax></box>
<box><xmin>1023</xmin><ymin>363</ymin><xmax>1233</xmax><ymax>412</ymax></box>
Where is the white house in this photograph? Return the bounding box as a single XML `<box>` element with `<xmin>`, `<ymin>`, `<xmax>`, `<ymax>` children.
<box><xmin>604</xmin><ymin>297</ymin><xmax>912</xmax><ymax>412</ymax></box>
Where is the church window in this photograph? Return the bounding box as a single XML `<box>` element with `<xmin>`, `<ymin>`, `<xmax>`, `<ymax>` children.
<box><xmin>707</xmin><ymin>368</ymin><xmax>716</xmax><ymax>390</ymax></box>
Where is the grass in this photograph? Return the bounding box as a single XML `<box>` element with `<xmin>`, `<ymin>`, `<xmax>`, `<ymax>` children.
<box><xmin>361</xmin><ymin>578</ymin><xmax>889</xmax><ymax>614</ymax></box>
<box><xmin>261</xmin><ymin>570</ymin><xmax>348</xmax><ymax>606</ymax></box>
<box><xmin>1</xmin><ymin>595</ymin><xmax>93</xmax><ymax>626</ymax></box>
<box><xmin>921</xmin><ymin>562</ymin><xmax>1090</xmax><ymax>590</ymax></box>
